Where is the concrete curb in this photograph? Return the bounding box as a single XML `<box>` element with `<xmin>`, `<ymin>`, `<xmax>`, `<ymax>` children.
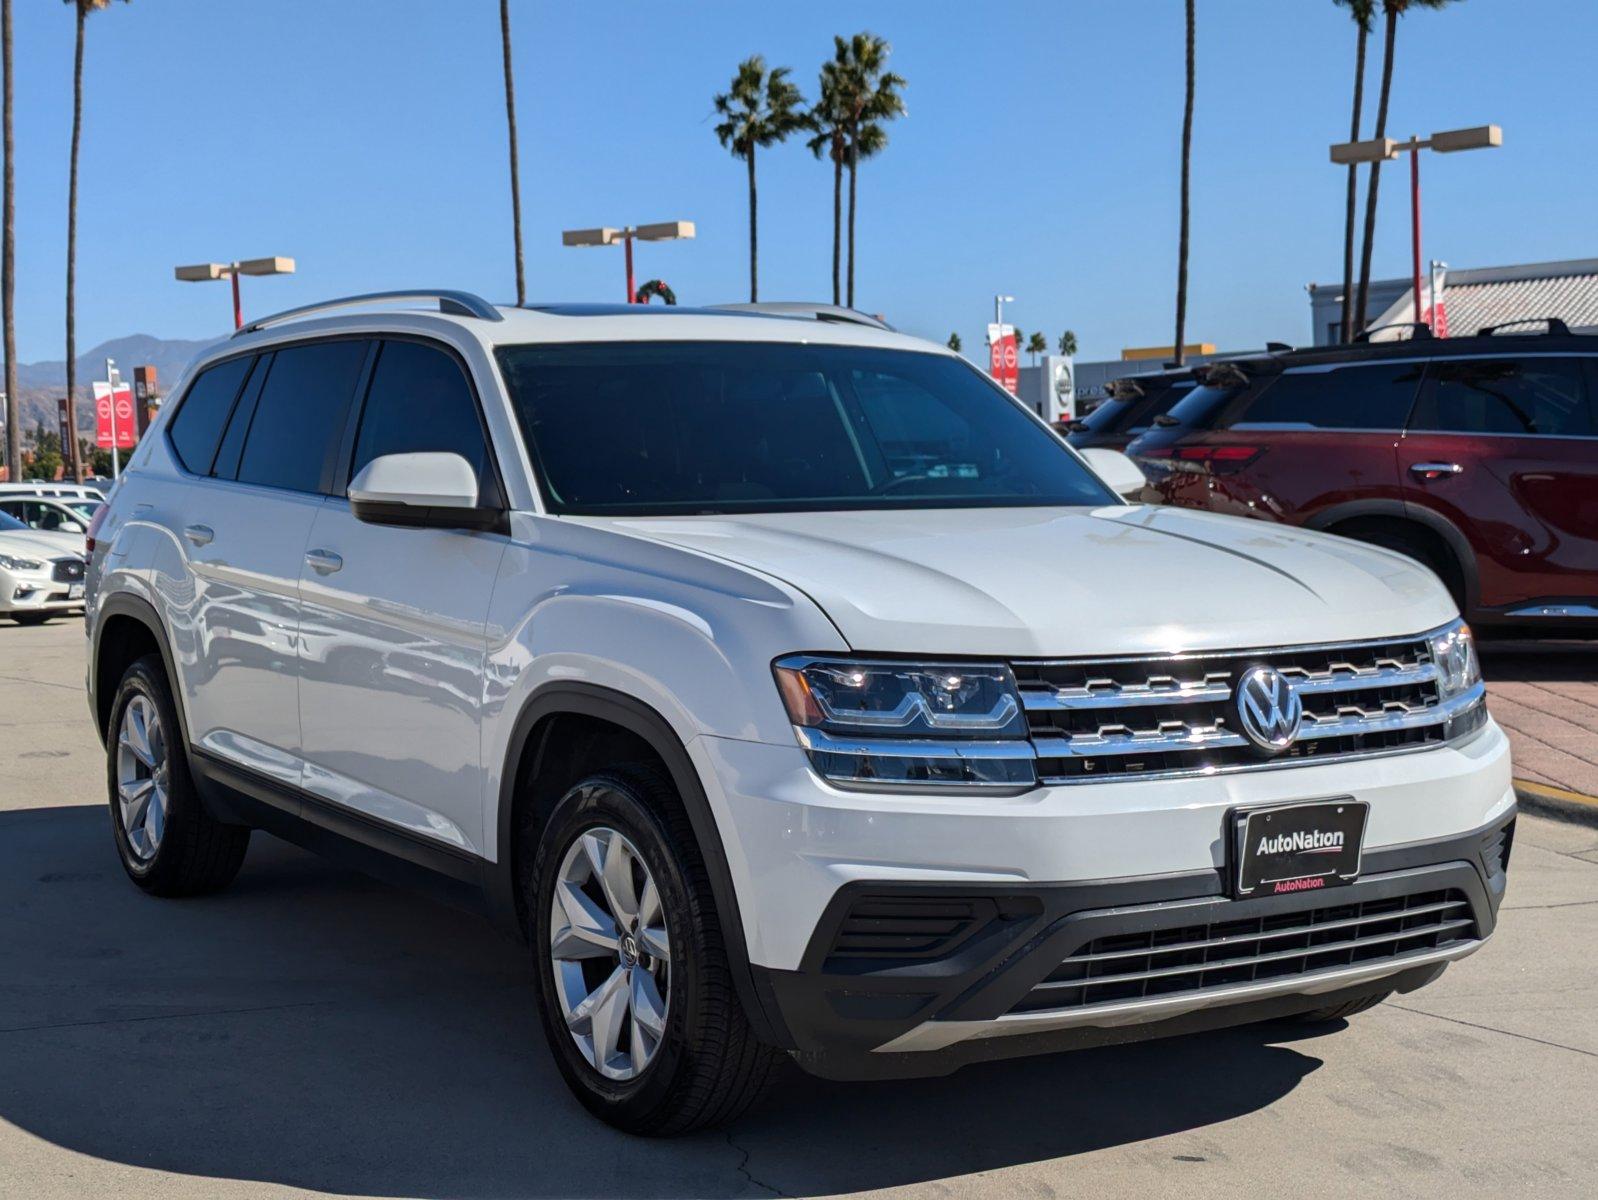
<box><xmin>1515</xmin><ymin>779</ymin><xmax>1598</xmax><ymax>828</ymax></box>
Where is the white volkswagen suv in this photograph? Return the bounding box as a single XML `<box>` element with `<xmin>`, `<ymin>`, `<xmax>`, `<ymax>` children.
<box><xmin>85</xmin><ymin>292</ymin><xmax>1514</xmax><ymax>1134</ymax></box>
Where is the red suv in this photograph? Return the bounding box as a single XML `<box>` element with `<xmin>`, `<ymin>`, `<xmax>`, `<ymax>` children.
<box><xmin>1126</xmin><ymin>323</ymin><xmax>1598</xmax><ymax>634</ymax></box>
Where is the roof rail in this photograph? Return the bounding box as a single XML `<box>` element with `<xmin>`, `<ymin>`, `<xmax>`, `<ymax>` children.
<box><xmin>234</xmin><ymin>290</ymin><xmax>503</xmax><ymax>337</ymax></box>
<box><xmin>710</xmin><ymin>301</ymin><xmax>893</xmax><ymax>331</ymax></box>
<box><xmin>1476</xmin><ymin>316</ymin><xmax>1574</xmax><ymax>338</ymax></box>
<box><xmin>1353</xmin><ymin>322</ymin><xmax>1435</xmax><ymax>343</ymax></box>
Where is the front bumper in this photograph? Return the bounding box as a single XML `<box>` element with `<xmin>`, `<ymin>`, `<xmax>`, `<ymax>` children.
<box><xmin>690</xmin><ymin>720</ymin><xmax>1514</xmax><ymax>1078</ymax></box>
<box><xmin>754</xmin><ymin>815</ymin><xmax>1513</xmax><ymax>1080</ymax></box>
<box><xmin>1</xmin><ymin>568</ymin><xmax>85</xmax><ymax>615</ymax></box>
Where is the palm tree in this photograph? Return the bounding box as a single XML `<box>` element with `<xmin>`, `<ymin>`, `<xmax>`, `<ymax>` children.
<box><xmin>1026</xmin><ymin>331</ymin><xmax>1047</xmax><ymax>364</ymax></box>
<box><xmin>1173</xmin><ymin>0</ymin><xmax>1195</xmax><ymax>367</ymax></box>
<box><xmin>833</xmin><ymin>33</ymin><xmax>906</xmax><ymax>308</ymax></box>
<box><xmin>63</xmin><ymin>0</ymin><xmax>124</xmax><ymax>482</ymax></box>
<box><xmin>1335</xmin><ymin>0</ymin><xmax>1375</xmax><ymax>342</ymax></box>
<box><xmin>806</xmin><ymin>60</ymin><xmax>848</xmax><ymax>305</ymax></box>
<box><xmin>1057</xmin><ymin>330</ymin><xmax>1078</xmax><ymax>358</ymax></box>
<box><xmin>1355</xmin><ymin>0</ymin><xmax>1457</xmax><ymax>333</ymax></box>
<box><xmin>714</xmin><ymin>56</ymin><xmax>806</xmax><ymax>303</ymax></box>
<box><xmin>1012</xmin><ymin>328</ymin><xmax>1025</xmax><ymax>359</ymax></box>
<box><xmin>499</xmin><ymin>0</ymin><xmax>525</xmax><ymax>306</ymax></box>
<box><xmin>946</xmin><ymin>332</ymin><xmax>961</xmax><ymax>353</ymax></box>
<box><xmin>2</xmin><ymin>0</ymin><xmax>18</xmax><ymax>482</ymax></box>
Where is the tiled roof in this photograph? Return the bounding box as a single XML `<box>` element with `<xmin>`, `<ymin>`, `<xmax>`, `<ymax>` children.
<box><xmin>1371</xmin><ymin>257</ymin><xmax>1598</xmax><ymax>337</ymax></box>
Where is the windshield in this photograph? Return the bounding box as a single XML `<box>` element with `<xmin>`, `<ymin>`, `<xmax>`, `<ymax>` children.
<box><xmin>69</xmin><ymin>500</ymin><xmax>102</xmax><ymax>517</ymax></box>
<box><xmin>497</xmin><ymin>342</ymin><xmax>1114</xmax><ymax>515</ymax></box>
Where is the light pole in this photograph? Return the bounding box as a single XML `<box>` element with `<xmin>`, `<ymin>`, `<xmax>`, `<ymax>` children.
<box><xmin>175</xmin><ymin>256</ymin><xmax>296</xmax><ymax>329</ymax></box>
<box><xmin>994</xmin><ymin>293</ymin><xmax>1014</xmax><ymax>331</ymax></box>
<box><xmin>1330</xmin><ymin>125</ymin><xmax>1501</xmax><ymax>332</ymax></box>
<box><xmin>104</xmin><ymin>358</ymin><xmax>121</xmax><ymax>479</ymax></box>
<box><xmin>561</xmin><ymin>222</ymin><xmax>695</xmax><ymax>303</ymax></box>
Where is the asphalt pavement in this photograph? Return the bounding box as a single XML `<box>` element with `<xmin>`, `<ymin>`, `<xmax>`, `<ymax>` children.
<box><xmin>2</xmin><ymin>619</ymin><xmax>1595</xmax><ymax>1199</ymax></box>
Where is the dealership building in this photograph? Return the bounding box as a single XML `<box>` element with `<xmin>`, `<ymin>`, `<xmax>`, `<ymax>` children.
<box><xmin>1306</xmin><ymin>256</ymin><xmax>1598</xmax><ymax>345</ymax></box>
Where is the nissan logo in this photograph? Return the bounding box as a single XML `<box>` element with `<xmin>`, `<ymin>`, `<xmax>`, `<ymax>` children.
<box><xmin>1234</xmin><ymin>664</ymin><xmax>1303</xmax><ymax>755</ymax></box>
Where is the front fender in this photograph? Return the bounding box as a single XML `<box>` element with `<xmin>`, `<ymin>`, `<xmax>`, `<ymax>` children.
<box><xmin>480</xmin><ymin>515</ymin><xmax>847</xmax><ymax>862</ymax></box>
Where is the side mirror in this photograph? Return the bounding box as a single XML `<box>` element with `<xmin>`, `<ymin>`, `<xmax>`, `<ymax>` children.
<box><xmin>348</xmin><ymin>452</ymin><xmax>503</xmax><ymax>531</ymax></box>
<box><xmin>1078</xmin><ymin>448</ymin><xmax>1148</xmax><ymax>502</ymax></box>
<box><xmin>63</xmin><ymin>520</ymin><xmax>85</xmax><ymax>534</ymax></box>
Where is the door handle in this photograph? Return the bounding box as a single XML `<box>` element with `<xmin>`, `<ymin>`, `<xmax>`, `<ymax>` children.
<box><xmin>305</xmin><ymin>548</ymin><xmax>343</xmax><ymax>575</ymax></box>
<box><xmin>1409</xmin><ymin>462</ymin><xmax>1462</xmax><ymax>481</ymax></box>
<box><xmin>182</xmin><ymin>524</ymin><xmax>214</xmax><ymax>546</ymax></box>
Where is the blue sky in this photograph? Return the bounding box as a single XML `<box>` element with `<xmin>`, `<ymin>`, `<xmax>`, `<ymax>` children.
<box><xmin>6</xmin><ymin>0</ymin><xmax>1596</xmax><ymax>364</ymax></box>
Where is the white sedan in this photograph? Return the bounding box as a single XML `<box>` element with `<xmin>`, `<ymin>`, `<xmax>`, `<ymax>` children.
<box><xmin>0</xmin><ymin>512</ymin><xmax>86</xmax><ymax>625</ymax></box>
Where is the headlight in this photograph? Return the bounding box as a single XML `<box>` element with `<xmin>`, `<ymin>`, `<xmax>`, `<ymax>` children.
<box><xmin>772</xmin><ymin>655</ymin><xmax>1035</xmax><ymax>790</ymax></box>
<box><xmin>0</xmin><ymin>554</ymin><xmax>45</xmax><ymax>571</ymax></box>
<box><xmin>1427</xmin><ymin>619</ymin><xmax>1481</xmax><ymax>698</ymax></box>
<box><xmin>1427</xmin><ymin>619</ymin><xmax>1487</xmax><ymax>741</ymax></box>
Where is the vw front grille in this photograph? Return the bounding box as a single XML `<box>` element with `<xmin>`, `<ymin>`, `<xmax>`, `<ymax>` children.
<box><xmin>1012</xmin><ymin>632</ymin><xmax>1483</xmax><ymax>784</ymax></box>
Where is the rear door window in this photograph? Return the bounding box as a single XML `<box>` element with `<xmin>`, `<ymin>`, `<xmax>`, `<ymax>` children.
<box><xmin>235</xmin><ymin>340</ymin><xmax>370</xmax><ymax>494</ymax></box>
<box><xmin>1227</xmin><ymin>362</ymin><xmax>1423</xmax><ymax>430</ymax></box>
<box><xmin>166</xmin><ymin>355</ymin><xmax>254</xmax><ymax>474</ymax></box>
<box><xmin>1410</xmin><ymin>357</ymin><xmax>1595</xmax><ymax>437</ymax></box>
<box><xmin>348</xmin><ymin>340</ymin><xmax>499</xmax><ymax>502</ymax></box>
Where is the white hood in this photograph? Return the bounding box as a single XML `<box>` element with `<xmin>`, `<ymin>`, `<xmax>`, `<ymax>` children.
<box><xmin>0</xmin><ymin>529</ymin><xmax>81</xmax><ymax>562</ymax></box>
<box><xmin>585</xmin><ymin>505</ymin><xmax>1458</xmax><ymax>658</ymax></box>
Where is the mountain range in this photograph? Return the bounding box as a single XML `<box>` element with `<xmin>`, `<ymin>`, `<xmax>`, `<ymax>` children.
<box><xmin>5</xmin><ymin>335</ymin><xmax>212</xmax><ymax>436</ymax></box>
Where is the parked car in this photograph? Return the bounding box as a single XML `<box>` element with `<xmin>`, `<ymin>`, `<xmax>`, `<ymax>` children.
<box><xmin>0</xmin><ymin>480</ymin><xmax>106</xmax><ymax>502</ymax></box>
<box><xmin>0</xmin><ymin>495</ymin><xmax>98</xmax><ymax>548</ymax></box>
<box><xmin>1127</xmin><ymin>322</ymin><xmax>1598</xmax><ymax>635</ymax></box>
<box><xmin>1063</xmin><ymin>368</ymin><xmax>1196</xmax><ymax>450</ymax></box>
<box><xmin>86</xmin><ymin>291</ymin><xmax>1512</xmax><ymax>1134</ymax></box>
<box><xmin>1</xmin><ymin>510</ymin><xmax>87</xmax><ymax>624</ymax></box>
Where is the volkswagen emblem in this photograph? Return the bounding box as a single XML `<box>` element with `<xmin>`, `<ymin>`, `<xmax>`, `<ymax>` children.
<box><xmin>1233</xmin><ymin>665</ymin><xmax>1302</xmax><ymax>755</ymax></box>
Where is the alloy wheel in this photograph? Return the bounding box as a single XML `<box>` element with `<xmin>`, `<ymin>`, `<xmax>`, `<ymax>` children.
<box><xmin>549</xmin><ymin>826</ymin><xmax>672</xmax><ymax>1080</ymax></box>
<box><xmin>116</xmin><ymin>693</ymin><xmax>170</xmax><ymax>863</ymax></box>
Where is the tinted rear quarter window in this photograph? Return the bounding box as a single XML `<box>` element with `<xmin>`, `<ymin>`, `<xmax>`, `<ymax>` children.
<box><xmin>166</xmin><ymin>355</ymin><xmax>253</xmax><ymax>474</ymax></box>
<box><xmin>350</xmin><ymin>340</ymin><xmax>498</xmax><ymax>501</ymax></box>
<box><xmin>235</xmin><ymin>340</ymin><xmax>369</xmax><ymax>494</ymax></box>
<box><xmin>1228</xmin><ymin>362</ymin><xmax>1423</xmax><ymax>430</ymax></box>
<box><xmin>1410</xmin><ymin>357</ymin><xmax>1595</xmax><ymax>437</ymax></box>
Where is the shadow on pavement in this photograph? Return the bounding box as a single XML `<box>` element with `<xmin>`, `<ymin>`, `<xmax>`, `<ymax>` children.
<box><xmin>1480</xmin><ymin>638</ymin><xmax>1598</xmax><ymax>683</ymax></box>
<box><xmin>1</xmin><ymin>804</ymin><xmax>1326</xmax><ymax>1198</ymax></box>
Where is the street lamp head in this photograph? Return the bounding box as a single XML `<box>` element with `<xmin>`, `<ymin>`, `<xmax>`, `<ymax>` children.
<box><xmin>1429</xmin><ymin>124</ymin><xmax>1502</xmax><ymax>154</ymax></box>
<box><xmin>996</xmin><ymin>294</ymin><xmax>1015</xmax><ymax>303</ymax></box>
<box><xmin>562</xmin><ymin>227</ymin><xmax>619</xmax><ymax>247</ymax></box>
<box><xmin>174</xmin><ymin>262</ymin><xmax>227</xmax><ymax>282</ymax></box>
<box><xmin>634</xmin><ymin>221</ymin><xmax>695</xmax><ymax>242</ymax></box>
<box><xmin>236</xmin><ymin>256</ymin><xmax>296</xmax><ymax>277</ymax></box>
<box><xmin>1329</xmin><ymin>136</ymin><xmax>1397</xmax><ymax>165</ymax></box>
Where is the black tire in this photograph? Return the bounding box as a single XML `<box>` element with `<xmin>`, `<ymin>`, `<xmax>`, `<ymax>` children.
<box><xmin>12</xmin><ymin>611</ymin><xmax>53</xmax><ymax>625</ymax></box>
<box><xmin>527</xmin><ymin>768</ymin><xmax>781</xmax><ymax>1135</ymax></box>
<box><xmin>1294</xmin><ymin>990</ymin><xmax>1391</xmax><ymax>1023</ymax></box>
<box><xmin>107</xmin><ymin>654</ymin><xmax>250</xmax><ymax>896</ymax></box>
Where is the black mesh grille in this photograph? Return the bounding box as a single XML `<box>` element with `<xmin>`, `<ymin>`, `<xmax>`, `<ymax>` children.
<box><xmin>1009</xmin><ymin>888</ymin><xmax>1478</xmax><ymax>1015</ymax></box>
<box><xmin>828</xmin><ymin>896</ymin><xmax>983</xmax><ymax>959</ymax></box>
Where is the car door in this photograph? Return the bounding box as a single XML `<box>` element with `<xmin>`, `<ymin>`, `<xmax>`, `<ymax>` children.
<box><xmin>1164</xmin><ymin>360</ymin><xmax>1421</xmax><ymax>521</ymax></box>
<box><xmin>1399</xmin><ymin>354</ymin><xmax>1598</xmax><ymax>614</ymax></box>
<box><xmin>296</xmin><ymin>337</ymin><xmax>509</xmax><ymax>855</ymax></box>
<box><xmin>177</xmin><ymin>339</ymin><xmax>371</xmax><ymax>789</ymax></box>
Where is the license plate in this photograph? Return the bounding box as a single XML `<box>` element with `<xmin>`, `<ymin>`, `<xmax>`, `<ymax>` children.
<box><xmin>1232</xmin><ymin>799</ymin><xmax>1368</xmax><ymax>898</ymax></box>
<box><xmin>68</xmin><ymin>584</ymin><xmax>84</xmax><ymax>599</ymax></box>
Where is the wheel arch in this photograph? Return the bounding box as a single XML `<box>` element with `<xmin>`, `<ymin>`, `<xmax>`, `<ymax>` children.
<box><xmin>92</xmin><ymin>593</ymin><xmax>190</xmax><ymax>750</ymax></box>
<box><xmin>491</xmin><ymin>680</ymin><xmax>790</xmax><ymax>1047</ymax></box>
